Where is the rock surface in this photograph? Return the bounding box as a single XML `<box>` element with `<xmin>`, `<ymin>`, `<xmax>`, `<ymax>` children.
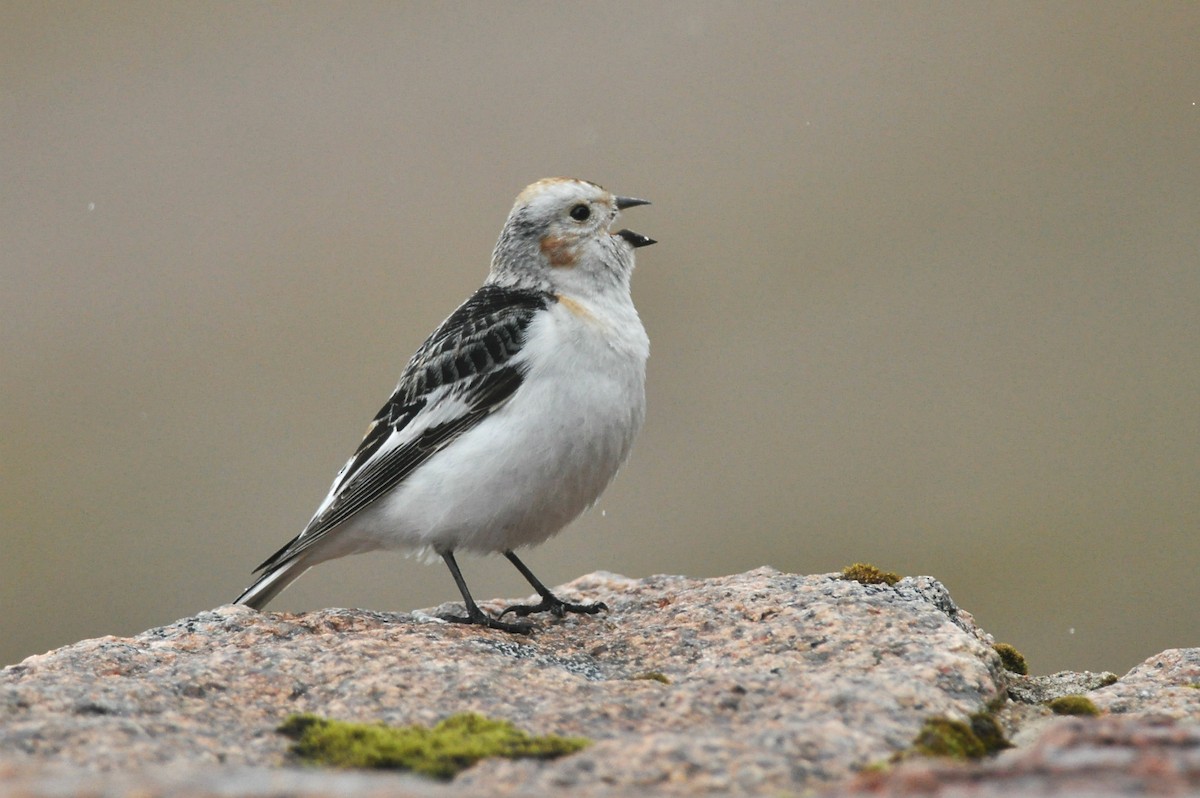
<box><xmin>1</xmin><ymin>568</ymin><xmax>1197</xmax><ymax>797</ymax></box>
<box><xmin>838</xmin><ymin>715</ymin><xmax>1200</xmax><ymax>797</ymax></box>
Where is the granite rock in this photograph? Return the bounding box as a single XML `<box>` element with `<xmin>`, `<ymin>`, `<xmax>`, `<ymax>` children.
<box><xmin>1005</xmin><ymin>669</ymin><xmax>1119</xmax><ymax>705</ymax></box>
<box><xmin>838</xmin><ymin>715</ymin><xmax>1200</xmax><ymax>797</ymax></box>
<box><xmin>1090</xmin><ymin>648</ymin><xmax>1200</xmax><ymax>718</ymax></box>
<box><xmin>1</xmin><ymin>568</ymin><xmax>1196</xmax><ymax>797</ymax></box>
<box><xmin>2</xmin><ymin>568</ymin><xmax>1003</xmax><ymax>794</ymax></box>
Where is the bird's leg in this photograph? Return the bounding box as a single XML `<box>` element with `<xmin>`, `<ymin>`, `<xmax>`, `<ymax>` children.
<box><xmin>439</xmin><ymin>550</ymin><xmax>532</xmax><ymax>634</ymax></box>
<box><xmin>498</xmin><ymin>550</ymin><xmax>609</xmax><ymax>618</ymax></box>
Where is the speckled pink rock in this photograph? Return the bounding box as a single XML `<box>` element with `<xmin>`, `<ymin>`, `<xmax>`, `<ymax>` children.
<box><xmin>1</xmin><ymin>569</ymin><xmax>1003</xmax><ymax>794</ymax></box>
<box><xmin>2</xmin><ymin>569</ymin><xmax>1195</xmax><ymax>797</ymax></box>
<box><xmin>839</xmin><ymin>715</ymin><xmax>1200</xmax><ymax>797</ymax></box>
<box><xmin>1090</xmin><ymin>648</ymin><xmax>1200</xmax><ymax>718</ymax></box>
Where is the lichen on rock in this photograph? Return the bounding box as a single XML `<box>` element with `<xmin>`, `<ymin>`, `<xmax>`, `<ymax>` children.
<box><xmin>839</xmin><ymin>563</ymin><xmax>901</xmax><ymax>586</ymax></box>
<box><xmin>1046</xmin><ymin>695</ymin><xmax>1101</xmax><ymax>717</ymax></box>
<box><xmin>993</xmin><ymin>642</ymin><xmax>1029</xmax><ymax>675</ymax></box>
<box><xmin>278</xmin><ymin>712</ymin><xmax>589</xmax><ymax>777</ymax></box>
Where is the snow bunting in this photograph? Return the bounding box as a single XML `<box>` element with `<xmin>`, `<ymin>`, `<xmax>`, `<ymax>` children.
<box><xmin>234</xmin><ymin>177</ymin><xmax>654</xmax><ymax>633</ymax></box>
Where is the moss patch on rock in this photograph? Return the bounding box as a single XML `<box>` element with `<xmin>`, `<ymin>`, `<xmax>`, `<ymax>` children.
<box><xmin>1046</xmin><ymin>695</ymin><xmax>1101</xmax><ymax>716</ymax></box>
<box><xmin>278</xmin><ymin>713</ymin><xmax>590</xmax><ymax>778</ymax></box>
<box><xmin>993</xmin><ymin>643</ymin><xmax>1028</xmax><ymax>675</ymax></box>
<box><xmin>840</xmin><ymin>563</ymin><xmax>901</xmax><ymax>586</ymax></box>
<box><xmin>908</xmin><ymin>712</ymin><xmax>1011</xmax><ymax>760</ymax></box>
<box><xmin>631</xmin><ymin>671</ymin><xmax>671</xmax><ymax>684</ymax></box>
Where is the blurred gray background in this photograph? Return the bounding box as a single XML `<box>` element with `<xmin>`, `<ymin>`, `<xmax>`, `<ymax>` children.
<box><xmin>3</xmin><ymin>3</ymin><xmax>1198</xmax><ymax>674</ymax></box>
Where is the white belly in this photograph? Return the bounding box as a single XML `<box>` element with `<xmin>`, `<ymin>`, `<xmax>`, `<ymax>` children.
<box><xmin>336</xmin><ymin>297</ymin><xmax>648</xmax><ymax>557</ymax></box>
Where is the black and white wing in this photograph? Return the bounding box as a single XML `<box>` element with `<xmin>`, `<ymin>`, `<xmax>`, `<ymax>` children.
<box><xmin>251</xmin><ymin>284</ymin><xmax>552</xmax><ymax>574</ymax></box>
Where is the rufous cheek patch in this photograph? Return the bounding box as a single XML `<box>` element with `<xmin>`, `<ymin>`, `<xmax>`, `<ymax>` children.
<box><xmin>540</xmin><ymin>235</ymin><xmax>579</xmax><ymax>268</ymax></box>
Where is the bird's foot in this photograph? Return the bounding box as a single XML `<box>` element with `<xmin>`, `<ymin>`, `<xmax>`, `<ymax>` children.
<box><xmin>499</xmin><ymin>595</ymin><xmax>608</xmax><ymax>619</ymax></box>
<box><xmin>441</xmin><ymin>607</ymin><xmax>533</xmax><ymax>634</ymax></box>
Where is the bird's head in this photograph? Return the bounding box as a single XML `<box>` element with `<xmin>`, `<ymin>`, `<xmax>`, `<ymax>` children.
<box><xmin>490</xmin><ymin>177</ymin><xmax>654</xmax><ymax>291</ymax></box>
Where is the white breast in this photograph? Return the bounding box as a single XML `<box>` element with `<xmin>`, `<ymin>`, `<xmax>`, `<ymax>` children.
<box><xmin>340</xmin><ymin>293</ymin><xmax>649</xmax><ymax>557</ymax></box>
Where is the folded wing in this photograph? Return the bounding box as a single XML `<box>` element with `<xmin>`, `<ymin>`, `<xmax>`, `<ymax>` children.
<box><xmin>252</xmin><ymin>284</ymin><xmax>552</xmax><ymax>574</ymax></box>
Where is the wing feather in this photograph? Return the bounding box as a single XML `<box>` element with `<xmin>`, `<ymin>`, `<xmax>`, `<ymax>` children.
<box><xmin>253</xmin><ymin>285</ymin><xmax>551</xmax><ymax>573</ymax></box>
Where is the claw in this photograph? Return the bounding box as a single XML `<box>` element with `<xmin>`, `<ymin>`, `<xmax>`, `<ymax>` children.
<box><xmin>441</xmin><ymin>609</ymin><xmax>533</xmax><ymax>634</ymax></box>
<box><xmin>499</xmin><ymin>597</ymin><xmax>608</xmax><ymax>619</ymax></box>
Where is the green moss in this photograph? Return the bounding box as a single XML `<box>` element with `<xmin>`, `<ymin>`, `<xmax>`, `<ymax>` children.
<box><xmin>278</xmin><ymin>713</ymin><xmax>590</xmax><ymax>778</ymax></box>
<box><xmin>968</xmin><ymin>712</ymin><xmax>1012</xmax><ymax>753</ymax></box>
<box><xmin>911</xmin><ymin>717</ymin><xmax>985</xmax><ymax>759</ymax></box>
<box><xmin>993</xmin><ymin>643</ymin><xmax>1028</xmax><ymax>675</ymax></box>
<box><xmin>840</xmin><ymin>563</ymin><xmax>901</xmax><ymax>586</ymax></box>
<box><xmin>1046</xmin><ymin>695</ymin><xmax>1100</xmax><ymax>716</ymax></box>
<box><xmin>908</xmin><ymin>712</ymin><xmax>1011</xmax><ymax>760</ymax></box>
<box><xmin>1187</xmin><ymin>683</ymin><xmax>1200</xmax><ymax>690</ymax></box>
<box><xmin>631</xmin><ymin>671</ymin><xmax>671</xmax><ymax>684</ymax></box>
<box><xmin>1098</xmin><ymin>673</ymin><xmax>1119</xmax><ymax>687</ymax></box>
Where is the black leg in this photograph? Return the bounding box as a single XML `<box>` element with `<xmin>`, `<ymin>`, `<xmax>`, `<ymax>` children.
<box><xmin>498</xmin><ymin>550</ymin><xmax>608</xmax><ymax>619</ymax></box>
<box><xmin>439</xmin><ymin>551</ymin><xmax>532</xmax><ymax>634</ymax></box>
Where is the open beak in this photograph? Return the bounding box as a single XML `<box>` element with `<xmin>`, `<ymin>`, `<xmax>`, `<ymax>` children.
<box><xmin>613</xmin><ymin>196</ymin><xmax>655</xmax><ymax>247</ymax></box>
<box><xmin>615</xmin><ymin>196</ymin><xmax>651</xmax><ymax>210</ymax></box>
<box><xmin>616</xmin><ymin>229</ymin><xmax>656</xmax><ymax>248</ymax></box>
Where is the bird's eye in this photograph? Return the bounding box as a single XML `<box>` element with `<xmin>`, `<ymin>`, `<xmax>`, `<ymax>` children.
<box><xmin>569</xmin><ymin>203</ymin><xmax>591</xmax><ymax>221</ymax></box>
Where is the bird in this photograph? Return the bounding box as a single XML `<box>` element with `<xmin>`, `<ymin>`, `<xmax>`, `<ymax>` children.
<box><xmin>233</xmin><ymin>177</ymin><xmax>655</xmax><ymax>633</ymax></box>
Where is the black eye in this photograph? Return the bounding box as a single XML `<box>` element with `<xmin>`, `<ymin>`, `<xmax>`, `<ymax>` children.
<box><xmin>569</xmin><ymin>203</ymin><xmax>591</xmax><ymax>221</ymax></box>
